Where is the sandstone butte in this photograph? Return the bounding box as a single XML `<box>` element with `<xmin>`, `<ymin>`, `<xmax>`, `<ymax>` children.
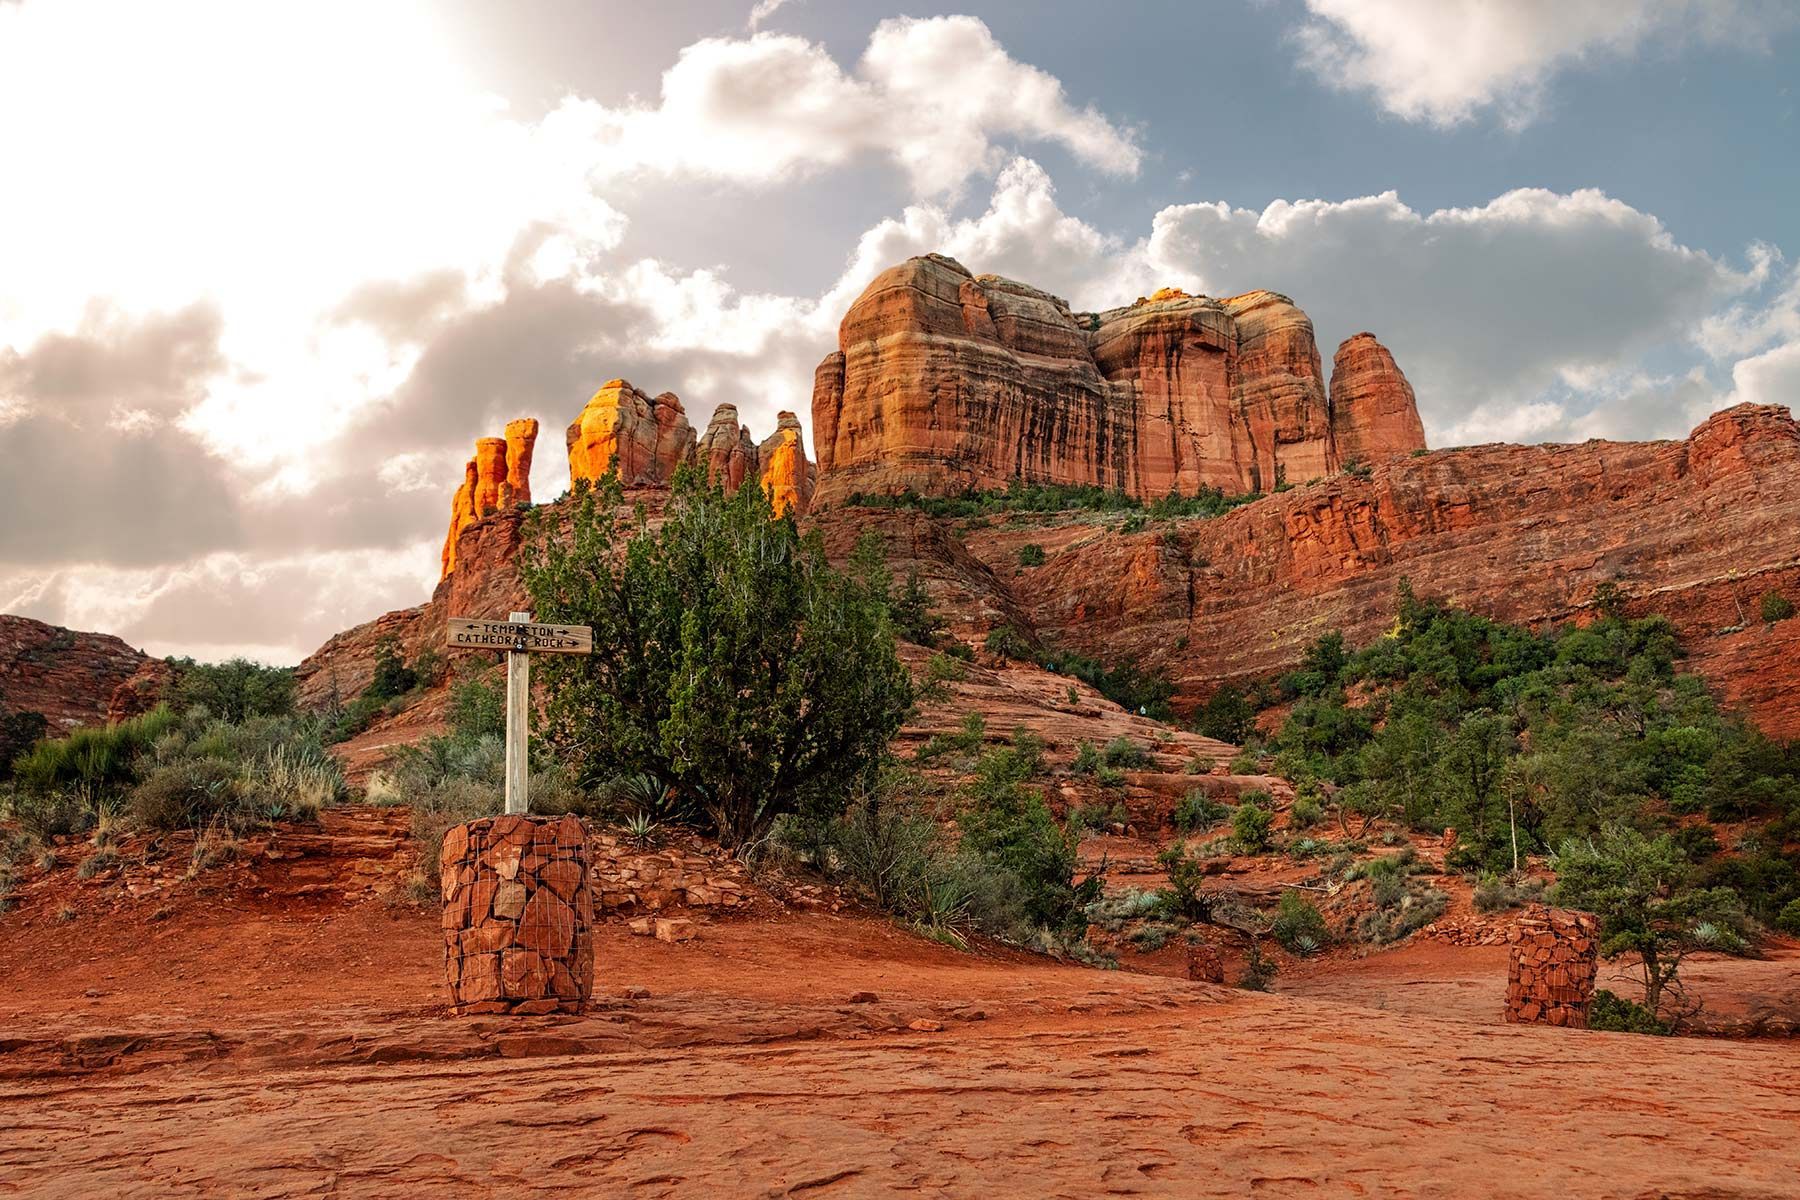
<box><xmin>317</xmin><ymin>396</ymin><xmax>1800</xmax><ymax>742</ymax></box>
<box><xmin>440</xmin><ymin>419</ymin><xmax>538</xmax><ymax>579</ymax></box>
<box><xmin>810</xmin><ymin>254</ymin><xmax>1427</xmax><ymax>506</ymax></box>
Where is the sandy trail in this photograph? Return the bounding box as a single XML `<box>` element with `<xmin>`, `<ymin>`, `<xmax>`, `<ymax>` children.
<box><xmin>3</xmin><ymin>894</ymin><xmax>1799</xmax><ymax>1199</ymax></box>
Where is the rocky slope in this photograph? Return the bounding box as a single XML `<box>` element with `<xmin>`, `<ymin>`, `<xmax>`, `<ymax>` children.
<box><xmin>997</xmin><ymin>402</ymin><xmax>1800</xmax><ymax>736</ymax></box>
<box><xmin>0</xmin><ymin>616</ymin><xmax>169</xmax><ymax>731</ymax></box>
<box><xmin>810</xmin><ymin>255</ymin><xmax>1425</xmax><ymax>505</ymax></box>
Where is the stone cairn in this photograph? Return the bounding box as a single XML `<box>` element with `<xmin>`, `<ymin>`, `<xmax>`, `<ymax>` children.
<box><xmin>1504</xmin><ymin>906</ymin><xmax>1600</xmax><ymax>1028</ymax></box>
<box><xmin>441</xmin><ymin>814</ymin><xmax>594</xmax><ymax>1015</ymax></box>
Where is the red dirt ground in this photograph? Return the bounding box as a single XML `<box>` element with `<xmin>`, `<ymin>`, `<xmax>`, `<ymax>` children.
<box><xmin>3</xmin><ymin>811</ymin><xmax>1800</xmax><ymax>1198</ymax></box>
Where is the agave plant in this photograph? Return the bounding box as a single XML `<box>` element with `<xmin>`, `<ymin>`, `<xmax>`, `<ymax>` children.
<box><xmin>623</xmin><ymin>810</ymin><xmax>660</xmax><ymax>848</ymax></box>
<box><xmin>1291</xmin><ymin>933</ymin><xmax>1322</xmax><ymax>958</ymax></box>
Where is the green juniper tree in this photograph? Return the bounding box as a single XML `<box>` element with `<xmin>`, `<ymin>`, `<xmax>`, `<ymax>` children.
<box><xmin>519</xmin><ymin>467</ymin><xmax>912</xmax><ymax>849</ymax></box>
<box><xmin>1552</xmin><ymin>825</ymin><xmax>1744</xmax><ymax>1023</ymax></box>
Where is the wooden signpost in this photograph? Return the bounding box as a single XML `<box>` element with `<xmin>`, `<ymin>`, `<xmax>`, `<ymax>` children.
<box><xmin>446</xmin><ymin>612</ymin><xmax>593</xmax><ymax>815</ymax></box>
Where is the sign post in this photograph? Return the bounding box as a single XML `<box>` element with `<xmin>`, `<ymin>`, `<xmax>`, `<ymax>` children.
<box><xmin>446</xmin><ymin>612</ymin><xmax>594</xmax><ymax>814</ymax></box>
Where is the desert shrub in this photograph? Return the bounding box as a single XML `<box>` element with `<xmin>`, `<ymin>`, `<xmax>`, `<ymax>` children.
<box><xmin>917</xmin><ymin>711</ymin><xmax>987</xmax><ymax>762</ymax></box>
<box><xmin>77</xmin><ymin>848</ymin><xmax>120</xmax><ymax>879</ymax></box>
<box><xmin>1072</xmin><ymin>740</ymin><xmax>1100</xmax><ymax>775</ymax></box>
<box><xmin>1232</xmin><ymin>802</ymin><xmax>1274</xmax><ymax>854</ymax></box>
<box><xmin>523</xmin><ymin>473</ymin><xmax>912</xmax><ymax>848</ymax></box>
<box><xmin>164</xmin><ymin>657</ymin><xmax>296</xmax><ymax>722</ymax></box>
<box><xmin>958</xmin><ymin>771</ymin><xmax>1098</xmax><ymax>936</ymax></box>
<box><xmin>1131</xmin><ymin>922</ymin><xmax>1178</xmax><ymax>952</ymax></box>
<box><xmin>1102</xmin><ymin>737</ymin><xmax>1150</xmax><ymax>769</ymax></box>
<box><xmin>407</xmin><ymin>777</ymin><xmax>501</xmax><ymax>878</ymax></box>
<box><xmin>1777</xmin><ymin>898</ymin><xmax>1800</xmax><ymax>935</ymax></box>
<box><xmin>1760</xmin><ymin>590</ymin><xmax>1795</xmax><ymax>623</ymax></box>
<box><xmin>0</xmin><ymin>709</ymin><xmax>49</xmax><ymax>783</ymax></box>
<box><xmin>1172</xmin><ymin>789</ymin><xmax>1229</xmax><ymax>832</ymax></box>
<box><xmin>1261</xmin><ymin>581</ymin><xmax>1800</xmax><ymax>916</ymax></box>
<box><xmin>366</xmin><ymin>636</ymin><xmax>418</xmax><ymax>701</ymax></box>
<box><xmin>1553</xmin><ymin>825</ymin><xmax>1746</xmax><ymax>1019</ymax></box>
<box><xmin>1069</xmin><ymin>800</ymin><xmax>1128</xmax><ymax>831</ymax></box>
<box><xmin>983</xmin><ymin>624</ymin><xmax>1033</xmax><ymax>662</ymax></box>
<box><xmin>126</xmin><ymin>713</ymin><xmax>345</xmax><ymax>833</ymax></box>
<box><xmin>5</xmin><ymin>787</ymin><xmax>93</xmax><ymax>841</ymax></box>
<box><xmin>1085</xmin><ymin>888</ymin><xmax>1166</xmax><ymax>931</ymax></box>
<box><xmin>1472</xmin><ymin>874</ymin><xmax>1547</xmax><ymax>913</ymax></box>
<box><xmin>917</xmin><ymin>651</ymin><xmax>969</xmax><ymax>702</ymax></box>
<box><xmin>1356</xmin><ymin>882</ymin><xmax>1448</xmax><ymax>944</ymax></box>
<box><xmin>1271</xmin><ymin>891</ymin><xmax>1330</xmax><ymax>955</ymax></box>
<box><xmin>1018</xmin><ymin>543</ymin><xmax>1046</xmax><ymax>567</ymax></box>
<box><xmin>448</xmin><ymin>675</ymin><xmax>505</xmax><ymax>739</ymax></box>
<box><xmin>1239</xmin><ymin>942</ymin><xmax>1278</xmax><ymax>990</ymax></box>
<box><xmin>11</xmin><ymin>706</ymin><xmax>177</xmax><ymax>797</ymax></box>
<box><xmin>1041</xmin><ymin>650</ymin><xmax>1175</xmax><ymax>720</ymax></box>
<box><xmin>891</xmin><ymin>569</ymin><xmax>947</xmax><ymax>648</ymax></box>
<box><xmin>1290</xmin><ymin>790</ymin><xmax>1325</xmax><ymax>829</ymax></box>
<box><xmin>1157</xmin><ymin>841</ymin><xmax>1212</xmax><ymax>921</ymax></box>
<box><xmin>1587</xmin><ymin>988</ymin><xmax>1669</xmax><ymax>1035</ymax></box>
<box><xmin>1229</xmin><ymin>743</ymin><xmax>1264</xmax><ymax>775</ymax></box>
<box><xmin>1194</xmin><ymin>684</ymin><xmax>1254</xmax><ymax>743</ymax></box>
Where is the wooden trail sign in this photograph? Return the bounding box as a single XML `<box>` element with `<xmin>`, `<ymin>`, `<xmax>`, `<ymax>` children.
<box><xmin>446</xmin><ymin>617</ymin><xmax>592</xmax><ymax>655</ymax></box>
<box><xmin>446</xmin><ymin>612</ymin><xmax>594</xmax><ymax>815</ymax></box>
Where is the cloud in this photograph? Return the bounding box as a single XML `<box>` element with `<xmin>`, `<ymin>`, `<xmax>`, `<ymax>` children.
<box><xmin>746</xmin><ymin>0</ymin><xmax>798</xmax><ymax>32</ymax></box>
<box><xmin>0</xmin><ymin>544</ymin><xmax>440</xmax><ymax>664</ymax></box>
<box><xmin>1291</xmin><ymin>0</ymin><xmax>1797</xmax><ymax>127</ymax></box>
<box><xmin>555</xmin><ymin>16</ymin><xmax>1141</xmax><ymax>198</ymax></box>
<box><xmin>1137</xmin><ymin>188</ymin><xmax>1753</xmax><ymax>442</ymax></box>
<box><xmin>818</xmin><ymin>157</ymin><xmax>1136</xmax><ymax>318</ymax></box>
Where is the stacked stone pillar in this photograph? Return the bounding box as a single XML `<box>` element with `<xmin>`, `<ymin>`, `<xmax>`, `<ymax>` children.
<box><xmin>1504</xmin><ymin>907</ymin><xmax>1599</xmax><ymax>1027</ymax></box>
<box><xmin>1185</xmin><ymin>940</ymin><xmax>1225</xmax><ymax>984</ymax></box>
<box><xmin>441</xmin><ymin>814</ymin><xmax>594</xmax><ymax>1015</ymax></box>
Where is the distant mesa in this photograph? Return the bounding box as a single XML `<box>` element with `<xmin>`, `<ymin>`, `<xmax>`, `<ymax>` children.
<box><xmin>810</xmin><ymin>253</ymin><xmax>1426</xmax><ymax>506</ymax></box>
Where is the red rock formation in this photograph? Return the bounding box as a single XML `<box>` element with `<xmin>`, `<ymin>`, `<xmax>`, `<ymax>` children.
<box><xmin>567</xmin><ymin>380</ymin><xmax>696</xmax><ymax>488</ymax></box>
<box><xmin>1330</xmin><ymin>333</ymin><xmax>1427</xmax><ymax>467</ymax></box>
<box><xmin>108</xmin><ymin>658</ymin><xmax>177</xmax><ymax>723</ymax></box>
<box><xmin>1000</xmin><ymin>403</ymin><xmax>1800</xmax><ymax>737</ymax></box>
<box><xmin>758</xmin><ymin>411</ymin><xmax>814</xmax><ymax>516</ymax></box>
<box><xmin>308</xmin><ymin>403</ymin><xmax>1800</xmax><ymax>741</ymax></box>
<box><xmin>698</xmin><ymin>404</ymin><xmax>759</xmax><ymax>493</ymax></box>
<box><xmin>0</xmin><ymin>615</ymin><xmax>162</xmax><ymax>732</ymax></box>
<box><xmin>810</xmin><ymin>255</ymin><xmax>1422</xmax><ymax>505</ymax></box>
<box><xmin>441</xmin><ymin>420</ymin><xmax>539</xmax><ymax>579</ymax></box>
<box><xmin>501</xmin><ymin>418</ymin><xmax>538</xmax><ymax>508</ymax></box>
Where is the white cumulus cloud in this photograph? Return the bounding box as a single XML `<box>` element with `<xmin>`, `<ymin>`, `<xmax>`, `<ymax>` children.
<box><xmin>1291</xmin><ymin>0</ymin><xmax>1795</xmax><ymax>128</ymax></box>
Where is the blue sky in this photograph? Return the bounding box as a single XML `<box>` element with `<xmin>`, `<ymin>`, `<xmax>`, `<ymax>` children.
<box><xmin>2</xmin><ymin>0</ymin><xmax>1797</xmax><ymax>661</ymax></box>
